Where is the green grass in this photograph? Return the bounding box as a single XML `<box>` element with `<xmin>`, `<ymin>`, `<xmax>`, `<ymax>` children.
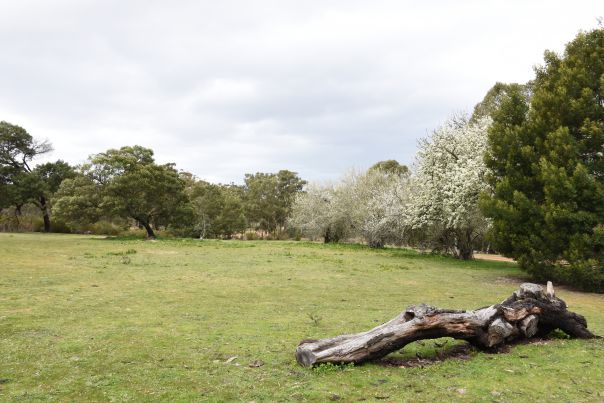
<box><xmin>1</xmin><ymin>233</ymin><xmax>603</xmax><ymax>401</ymax></box>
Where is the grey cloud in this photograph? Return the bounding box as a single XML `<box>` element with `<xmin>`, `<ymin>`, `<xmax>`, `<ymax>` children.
<box><xmin>0</xmin><ymin>0</ymin><xmax>601</xmax><ymax>183</ymax></box>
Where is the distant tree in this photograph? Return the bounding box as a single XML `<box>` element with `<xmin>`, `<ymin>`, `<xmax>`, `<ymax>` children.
<box><xmin>52</xmin><ymin>174</ymin><xmax>103</xmax><ymax>226</ymax></box>
<box><xmin>214</xmin><ymin>189</ymin><xmax>247</xmax><ymax>238</ymax></box>
<box><xmin>470</xmin><ymin>82</ymin><xmax>531</xmax><ymax>123</ymax></box>
<box><xmin>244</xmin><ymin>170</ymin><xmax>306</xmax><ymax>234</ymax></box>
<box><xmin>369</xmin><ymin>160</ymin><xmax>409</xmax><ymax>177</ymax></box>
<box><xmin>290</xmin><ymin>168</ymin><xmax>411</xmax><ymax>247</ymax></box>
<box><xmin>481</xmin><ymin>28</ymin><xmax>604</xmax><ymax>290</ymax></box>
<box><xmin>275</xmin><ymin>170</ymin><xmax>307</xmax><ymax>229</ymax></box>
<box><xmin>0</xmin><ymin>121</ymin><xmax>75</xmax><ymax>231</ymax></box>
<box><xmin>186</xmin><ymin>179</ymin><xmax>246</xmax><ymax>238</ymax></box>
<box><xmin>188</xmin><ymin>180</ymin><xmax>223</xmax><ymax>238</ymax></box>
<box><xmin>54</xmin><ymin>146</ymin><xmax>191</xmax><ymax>238</ymax></box>
<box><xmin>361</xmin><ymin>169</ymin><xmax>411</xmax><ymax>247</ymax></box>
<box><xmin>2</xmin><ymin>171</ymin><xmax>37</xmax><ymax>216</ymax></box>
<box><xmin>244</xmin><ymin>172</ymin><xmax>276</xmax><ymax>233</ymax></box>
<box><xmin>289</xmin><ymin>181</ymin><xmax>353</xmax><ymax>243</ymax></box>
<box><xmin>1</xmin><ymin>121</ymin><xmax>52</xmax><ymax>218</ymax></box>
<box><xmin>0</xmin><ymin>121</ymin><xmax>52</xmax><ymax>178</ymax></box>
<box><xmin>31</xmin><ymin>160</ymin><xmax>76</xmax><ymax>231</ymax></box>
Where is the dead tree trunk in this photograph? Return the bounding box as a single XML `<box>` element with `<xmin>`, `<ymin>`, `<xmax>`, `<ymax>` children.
<box><xmin>295</xmin><ymin>282</ymin><xmax>596</xmax><ymax>367</ymax></box>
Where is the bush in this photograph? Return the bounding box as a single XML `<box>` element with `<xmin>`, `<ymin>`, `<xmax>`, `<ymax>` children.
<box><xmin>88</xmin><ymin>221</ymin><xmax>124</xmax><ymax>236</ymax></box>
<box><xmin>276</xmin><ymin>231</ymin><xmax>290</xmax><ymax>240</ymax></box>
<box><xmin>119</xmin><ymin>228</ymin><xmax>148</xmax><ymax>238</ymax></box>
<box><xmin>244</xmin><ymin>231</ymin><xmax>259</xmax><ymax>240</ymax></box>
<box><xmin>164</xmin><ymin>226</ymin><xmax>196</xmax><ymax>238</ymax></box>
<box><xmin>30</xmin><ymin>216</ymin><xmax>44</xmax><ymax>232</ymax></box>
<box><xmin>50</xmin><ymin>219</ymin><xmax>72</xmax><ymax>233</ymax></box>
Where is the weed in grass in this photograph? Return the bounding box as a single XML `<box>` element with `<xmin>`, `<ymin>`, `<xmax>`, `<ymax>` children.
<box><xmin>307</xmin><ymin>312</ymin><xmax>322</xmax><ymax>326</ymax></box>
<box><xmin>377</xmin><ymin>263</ymin><xmax>410</xmax><ymax>272</ymax></box>
<box><xmin>312</xmin><ymin>362</ymin><xmax>355</xmax><ymax>374</ymax></box>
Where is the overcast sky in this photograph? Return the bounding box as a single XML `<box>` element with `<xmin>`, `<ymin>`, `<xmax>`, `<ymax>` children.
<box><xmin>0</xmin><ymin>1</ymin><xmax>601</xmax><ymax>183</ymax></box>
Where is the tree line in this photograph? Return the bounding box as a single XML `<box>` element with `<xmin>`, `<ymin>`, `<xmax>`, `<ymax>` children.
<box><xmin>0</xmin><ymin>137</ymin><xmax>306</xmax><ymax>239</ymax></box>
<box><xmin>1</xmin><ymin>27</ymin><xmax>602</xmax><ymax>291</ymax></box>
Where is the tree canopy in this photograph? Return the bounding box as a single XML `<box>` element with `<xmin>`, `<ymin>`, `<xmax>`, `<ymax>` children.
<box><xmin>54</xmin><ymin>146</ymin><xmax>191</xmax><ymax>238</ymax></box>
<box><xmin>369</xmin><ymin>160</ymin><xmax>409</xmax><ymax>177</ymax></box>
<box><xmin>186</xmin><ymin>179</ymin><xmax>246</xmax><ymax>239</ymax></box>
<box><xmin>482</xmin><ymin>28</ymin><xmax>604</xmax><ymax>290</ymax></box>
<box><xmin>0</xmin><ymin>121</ymin><xmax>74</xmax><ymax>231</ymax></box>
<box><xmin>290</xmin><ymin>163</ymin><xmax>411</xmax><ymax>248</ymax></box>
<box><xmin>409</xmin><ymin>115</ymin><xmax>491</xmax><ymax>259</ymax></box>
<box><xmin>244</xmin><ymin>170</ymin><xmax>306</xmax><ymax>234</ymax></box>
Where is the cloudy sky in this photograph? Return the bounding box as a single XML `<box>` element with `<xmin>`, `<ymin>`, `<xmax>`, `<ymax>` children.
<box><xmin>0</xmin><ymin>1</ymin><xmax>601</xmax><ymax>183</ymax></box>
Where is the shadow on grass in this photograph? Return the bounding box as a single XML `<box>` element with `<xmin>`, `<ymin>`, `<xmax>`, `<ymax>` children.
<box><xmin>379</xmin><ymin>343</ymin><xmax>473</xmax><ymax>368</ymax></box>
<box><xmin>297</xmin><ymin>240</ymin><xmax>519</xmax><ymax>270</ymax></box>
<box><xmin>376</xmin><ymin>332</ymin><xmax>600</xmax><ymax>369</ymax></box>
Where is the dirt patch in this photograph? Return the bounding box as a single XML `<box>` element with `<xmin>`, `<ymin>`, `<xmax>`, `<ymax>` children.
<box><xmin>379</xmin><ymin>344</ymin><xmax>472</xmax><ymax>368</ymax></box>
<box><xmin>378</xmin><ymin>337</ymin><xmax>561</xmax><ymax>369</ymax></box>
<box><xmin>474</xmin><ymin>253</ymin><xmax>515</xmax><ymax>263</ymax></box>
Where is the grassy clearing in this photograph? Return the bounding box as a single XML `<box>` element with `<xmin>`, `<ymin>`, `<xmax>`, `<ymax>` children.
<box><xmin>0</xmin><ymin>233</ymin><xmax>603</xmax><ymax>401</ymax></box>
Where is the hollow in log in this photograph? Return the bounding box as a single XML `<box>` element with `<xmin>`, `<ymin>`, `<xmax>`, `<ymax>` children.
<box><xmin>295</xmin><ymin>282</ymin><xmax>596</xmax><ymax>367</ymax></box>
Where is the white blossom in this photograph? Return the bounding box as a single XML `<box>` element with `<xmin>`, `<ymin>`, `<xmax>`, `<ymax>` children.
<box><xmin>407</xmin><ymin>115</ymin><xmax>491</xmax><ymax>258</ymax></box>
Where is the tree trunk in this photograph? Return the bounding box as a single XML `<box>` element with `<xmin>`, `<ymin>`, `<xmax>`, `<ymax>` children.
<box><xmin>14</xmin><ymin>204</ymin><xmax>23</xmax><ymax>228</ymax></box>
<box><xmin>40</xmin><ymin>196</ymin><xmax>51</xmax><ymax>232</ymax></box>
<box><xmin>368</xmin><ymin>238</ymin><xmax>385</xmax><ymax>248</ymax></box>
<box><xmin>324</xmin><ymin>226</ymin><xmax>333</xmax><ymax>243</ymax></box>
<box><xmin>295</xmin><ymin>282</ymin><xmax>596</xmax><ymax>367</ymax></box>
<box><xmin>455</xmin><ymin>228</ymin><xmax>473</xmax><ymax>260</ymax></box>
<box><xmin>141</xmin><ymin>221</ymin><xmax>156</xmax><ymax>239</ymax></box>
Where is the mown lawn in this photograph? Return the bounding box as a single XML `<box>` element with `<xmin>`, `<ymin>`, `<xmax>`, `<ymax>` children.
<box><xmin>1</xmin><ymin>233</ymin><xmax>603</xmax><ymax>401</ymax></box>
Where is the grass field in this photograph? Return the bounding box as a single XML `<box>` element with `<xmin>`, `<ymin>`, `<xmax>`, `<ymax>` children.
<box><xmin>1</xmin><ymin>233</ymin><xmax>603</xmax><ymax>401</ymax></box>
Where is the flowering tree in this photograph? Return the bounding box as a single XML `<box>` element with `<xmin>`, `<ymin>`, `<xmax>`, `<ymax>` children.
<box><xmin>289</xmin><ymin>183</ymin><xmax>336</xmax><ymax>241</ymax></box>
<box><xmin>362</xmin><ymin>172</ymin><xmax>411</xmax><ymax>247</ymax></box>
<box><xmin>290</xmin><ymin>118</ymin><xmax>490</xmax><ymax>257</ymax></box>
<box><xmin>290</xmin><ymin>165</ymin><xmax>411</xmax><ymax>247</ymax></box>
<box><xmin>289</xmin><ymin>178</ymin><xmax>359</xmax><ymax>243</ymax></box>
<box><xmin>408</xmin><ymin>115</ymin><xmax>491</xmax><ymax>259</ymax></box>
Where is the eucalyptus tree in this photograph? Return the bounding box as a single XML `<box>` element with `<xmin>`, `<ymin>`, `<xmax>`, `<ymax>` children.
<box><xmin>244</xmin><ymin>170</ymin><xmax>306</xmax><ymax>235</ymax></box>
<box><xmin>0</xmin><ymin>121</ymin><xmax>74</xmax><ymax>231</ymax></box>
<box><xmin>54</xmin><ymin>146</ymin><xmax>191</xmax><ymax>238</ymax></box>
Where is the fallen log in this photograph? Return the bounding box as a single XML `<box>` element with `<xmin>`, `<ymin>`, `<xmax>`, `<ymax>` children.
<box><xmin>295</xmin><ymin>282</ymin><xmax>596</xmax><ymax>367</ymax></box>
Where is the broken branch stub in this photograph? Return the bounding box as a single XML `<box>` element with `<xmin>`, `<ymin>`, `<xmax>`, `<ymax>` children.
<box><xmin>295</xmin><ymin>282</ymin><xmax>596</xmax><ymax>367</ymax></box>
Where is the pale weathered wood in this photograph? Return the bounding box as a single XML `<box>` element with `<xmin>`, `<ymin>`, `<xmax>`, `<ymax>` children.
<box><xmin>295</xmin><ymin>283</ymin><xmax>596</xmax><ymax>366</ymax></box>
<box><xmin>520</xmin><ymin>314</ymin><xmax>539</xmax><ymax>337</ymax></box>
<box><xmin>487</xmin><ymin>318</ymin><xmax>515</xmax><ymax>347</ymax></box>
<box><xmin>546</xmin><ymin>281</ymin><xmax>555</xmax><ymax>298</ymax></box>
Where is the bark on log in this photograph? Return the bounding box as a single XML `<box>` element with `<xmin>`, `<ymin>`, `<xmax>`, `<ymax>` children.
<box><xmin>295</xmin><ymin>282</ymin><xmax>596</xmax><ymax>367</ymax></box>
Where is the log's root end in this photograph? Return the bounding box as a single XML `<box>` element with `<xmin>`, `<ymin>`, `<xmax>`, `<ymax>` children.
<box><xmin>295</xmin><ymin>282</ymin><xmax>597</xmax><ymax>367</ymax></box>
<box><xmin>295</xmin><ymin>347</ymin><xmax>316</xmax><ymax>367</ymax></box>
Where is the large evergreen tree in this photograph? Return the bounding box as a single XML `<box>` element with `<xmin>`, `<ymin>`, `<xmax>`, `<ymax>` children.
<box><xmin>482</xmin><ymin>28</ymin><xmax>604</xmax><ymax>291</ymax></box>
